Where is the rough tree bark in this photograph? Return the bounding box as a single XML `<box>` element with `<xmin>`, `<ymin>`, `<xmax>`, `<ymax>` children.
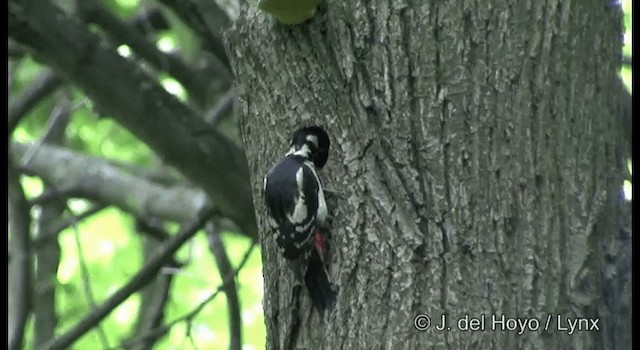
<box><xmin>226</xmin><ymin>1</ymin><xmax>629</xmax><ymax>349</ymax></box>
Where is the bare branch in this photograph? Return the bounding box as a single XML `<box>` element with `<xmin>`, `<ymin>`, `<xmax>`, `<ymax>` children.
<box><xmin>117</xmin><ymin>241</ymin><xmax>257</xmax><ymax>350</ymax></box>
<box><xmin>130</xmin><ymin>261</ymin><xmax>177</xmax><ymax>350</ymax></box>
<box><xmin>43</xmin><ymin>88</ymin><xmax>72</xmax><ymax>142</ymax></box>
<box><xmin>8</xmin><ymin>155</ymin><xmax>33</xmax><ymax>350</ymax></box>
<box><xmin>11</xmin><ymin>142</ymin><xmax>214</xmax><ymax>226</ymax></box>
<box><xmin>33</xmin><ymin>91</ymin><xmax>70</xmax><ymax>347</ymax></box>
<box><xmin>33</xmin><ymin>201</ymin><xmax>64</xmax><ymax>348</ymax></box>
<box><xmin>177</xmin><ymin>241</ymin><xmax>256</xmax><ymax>343</ymax></box>
<box><xmin>134</xmin><ymin>217</ymin><xmax>172</xmax><ymax>242</ymax></box>
<box><xmin>32</xmin><ymin>204</ymin><xmax>108</xmax><ymax>250</ymax></box>
<box><xmin>128</xmin><ymin>220</ymin><xmax>180</xmax><ymax>350</ymax></box>
<box><xmin>70</xmin><ymin>216</ymin><xmax>111</xmax><ymax>348</ymax></box>
<box><xmin>78</xmin><ymin>0</ymin><xmax>228</xmax><ymax>107</ymax></box>
<box><xmin>28</xmin><ymin>187</ymin><xmax>85</xmax><ymax>206</ymax></box>
<box><xmin>130</xmin><ymin>7</ymin><xmax>170</xmax><ymax>34</ymax></box>
<box><xmin>19</xmin><ymin>94</ymin><xmax>73</xmax><ymax>166</ymax></box>
<box><xmin>105</xmin><ymin>159</ymin><xmax>185</xmax><ymax>187</ymax></box>
<box><xmin>32</xmin><ymin>202</ymin><xmax>176</xmax><ymax>256</ymax></box>
<box><xmin>8</xmin><ymin>69</ymin><xmax>62</xmax><ymax>135</ymax></box>
<box><xmin>156</xmin><ymin>0</ymin><xmax>231</xmax><ymax>69</ymax></box>
<box><xmin>9</xmin><ymin>0</ymin><xmax>257</xmax><ymax>236</ymax></box>
<box><xmin>207</xmin><ymin>226</ymin><xmax>242</xmax><ymax>350</ymax></box>
<box><xmin>42</xmin><ymin>206</ymin><xmax>217</xmax><ymax>350</ymax></box>
<box><xmin>206</xmin><ymin>89</ymin><xmax>235</xmax><ymax>127</ymax></box>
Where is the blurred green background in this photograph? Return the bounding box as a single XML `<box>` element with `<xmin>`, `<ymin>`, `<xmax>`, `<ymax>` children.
<box><xmin>10</xmin><ymin>0</ymin><xmax>632</xmax><ymax>349</ymax></box>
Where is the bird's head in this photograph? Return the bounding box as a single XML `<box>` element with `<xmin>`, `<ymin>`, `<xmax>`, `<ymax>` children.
<box><xmin>287</xmin><ymin>126</ymin><xmax>330</xmax><ymax>169</ymax></box>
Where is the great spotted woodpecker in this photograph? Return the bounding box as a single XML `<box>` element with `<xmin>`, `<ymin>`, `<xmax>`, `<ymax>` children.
<box><xmin>263</xmin><ymin>126</ymin><xmax>336</xmax><ymax>313</ymax></box>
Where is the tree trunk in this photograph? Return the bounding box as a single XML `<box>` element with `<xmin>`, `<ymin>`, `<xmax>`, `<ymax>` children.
<box><xmin>225</xmin><ymin>1</ymin><xmax>629</xmax><ymax>349</ymax></box>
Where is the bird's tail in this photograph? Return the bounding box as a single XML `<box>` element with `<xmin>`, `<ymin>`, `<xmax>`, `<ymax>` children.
<box><xmin>304</xmin><ymin>247</ymin><xmax>337</xmax><ymax>314</ymax></box>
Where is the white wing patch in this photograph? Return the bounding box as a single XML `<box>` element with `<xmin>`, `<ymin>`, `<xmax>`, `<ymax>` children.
<box><xmin>267</xmin><ymin>216</ymin><xmax>279</xmax><ymax>230</ymax></box>
<box><xmin>303</xmin><ymin>161</ymin><xmax>328</xmax><ymax>227</ymax></box>
<box><xmin>316</xmin><ymin>184</ymin><xmax>328</xmax><ymax>226</ymax></box>
<box><xmin>263</xmin><ymin>175</ymin><xmax>268</xmax><ymax>192</ymax></box>
<box><xmin>296</xmin><ymin>165</ymin><xmax>304</xmax><ymax>190</ymax></box>
<box><xmin>286</xmin><ymin>167</ymin><xmax>308</xmax><ymax>225</ymax></box>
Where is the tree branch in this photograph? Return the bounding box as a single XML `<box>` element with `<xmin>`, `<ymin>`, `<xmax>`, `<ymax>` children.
<box><xmin>9</xmin><ymin>0</ymin><xmax>257</xmax><ymax>236</ymax></box>
<box><xmin>8</xmin><ymin>69</ymin><xmax>62</xmax><ymax>135</ymax></box>
<box><xmin>177</xmin><ymin>241</ymin><xmax>255</xmax><ymax>344</ymax></box>
<box><xmin>18</xmin><ymin>91</ymin><xmax>74</xmax><ymax>167</ymax></box>
<box><xmin>33</xmin><ymin>92</ymin><xmax>69</xmax><ymax>348</ymax></box>
<box><xmin>11</xmin><ymin>142</ymin><xmax>218</xmax><ymax>227</ymax></box>
<box><xmin>116</xmin><ymin>241</ymin><xmax>257</xmax><ymax>350</ymax></box>
<box><xmin>130</xmin><ymin>260</ymin><xmax>177</xmax><ymax>350</ymax></box>
<box><xmin>70</xmin><ymin>215</ymin><xmax>111</xmax><ymax>348</ymax></box>
<box><xmin>207</xmin><ymin>226</ymin><xmax>242</xmax><ymax>350</ymax></box>
<box><xmin>130</xmin><ymin>7</ymin><xmax>170</xmax><ymax>35</ymax></box>
<box><xmin>206</xmin><ymin>89</ymin><xmax>235</xmax><ymax>127</ymax></box>
<box><xmin>78</xmin><ymin>0</ymin><xmax>227</xmax><ymax>107</ymax></box>
<box><xmin>129</xmin><ymin>219</ymin><xmax>180</xmax><ymax>350</ymax></box>
<box><xmin>42</xmin><ymin>206</ymin><xmax>217</xmax><ymax>350</ymax></box>
<box><xmin>32</xmin><ymin>204</ymin><xmax>108</xmax><ymax>250</ymax></box>
<box><xmin>105</xmin><ymin>158</ymin><xmax>186</xmax><ymax>187</ymax></box>
<box><xmin>8</xmin><ymin>154</ymin><xmax>33</xmax><ymax>350</ymax></box>
<box><xmin>134</xmin><ymin>217</ymin><xmax>172</xmax><ymax>242</ymax></box>
<box><xmin>29</xmin><ymin>187</ymin><xmax>86</xmax><ymax>206</ymax></box>
<box><xmin>33</xmin><ymin>199</ymin><xmax>64</xmax><ymax>348</ymax></box>
<box><xmin>156</xmin><ymin>0</ymin><xmax>231</xmax><ymax>69</ymax></box>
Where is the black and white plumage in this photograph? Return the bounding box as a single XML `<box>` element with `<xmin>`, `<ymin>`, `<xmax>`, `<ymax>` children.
<box><xmin>263</xmin><ymin>126</ymin><xmax>336</xmax><ymax>313</ymax></box>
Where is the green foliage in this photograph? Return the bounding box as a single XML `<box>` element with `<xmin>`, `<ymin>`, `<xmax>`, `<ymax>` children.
<box><xmin>105</xmin><ymin>0</ymin><xmax>141</xmax><ymax>18</ymax></box>
<box><xmin>158</xmin><ymin>9</ymin><xmax>203</xmax><ymax>62</ymax></box>
<box><xmin>13</xmin><ymin>23</ymin><xmax>266</xmax><ymax>350</ymax></box>
<box><xmin>56</xmin><ymin>207</ymin><xmax>143</xmax><ymax>347</ymax></box>
<box><xmin>17</xmin><ymin>123</ymin><xmax>266</xmax><ymax>349</ymax></box>
<box><xmin>165</xmin><ymin>234</ymin><xmax>265</xmax><ymax>349</ymax></box>
<box><xmin>66</xmin><ymin>108</ymin><xmax>155</xmax><ymax>166</ymax></box>
<box><xmin>10</xmin><ymin>59</ymin><xmax>56</xmax><ymax>140</ymax></box>
<box><xmin>20</xmin><ymin>171</ymin><xmax>267</xmax><ymax>349</ymax></box>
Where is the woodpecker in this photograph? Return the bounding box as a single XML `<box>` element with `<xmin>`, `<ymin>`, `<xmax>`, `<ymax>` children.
<box><xmin>263</xmin><ymin>126</ymin><xmax>336</xmax><ymax>314</ymax></box>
